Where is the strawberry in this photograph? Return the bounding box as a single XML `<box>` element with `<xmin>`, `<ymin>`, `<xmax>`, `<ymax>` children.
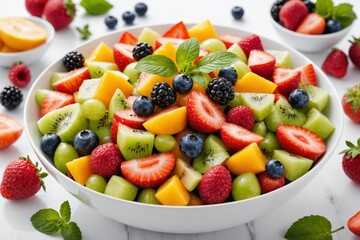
<box><xmin>272</xmin><ymin>67</ymin><xmax>301</xmax><ymax>97</ymax></box>
<box><xmin>162</xmin><ymin>21</ymin><xmax>190</xmax><ymax>39</ymax></box>
<box><xmin>349</xmin><ymin>36</ymin><xmax>360</xmax><ymax>69</ymax></box>
<box><xmin>238</xmin><ymin>34</ymin><xmax>264</xmax><ymax>57</ymax></box>
<box><xmin>198</xmin><ymin>164</ymin><xmax>232</xmax><ymax>204</ymax></box>
<box><xmin>226</xmin><ymin>105</ymin><xmax>255</xmax><ymax>130</ymax></box>
<box><xmin>25</xmin><ymin>0</ymin><xmax>49</xmax><ymax>17</ymax></box>
<box><xmin>90</xmin><ymin>142</ymin><xmax>123</xmax><ymax>178</ymax></box>
<box><xmin>8</xmin><ymin>63</ymin><xmax>32</xmax><ymax>88</ymax></box>
<box><xmin>113</xmin><ymin>43</ymin><xmax>136</xmax><ymax>71</ymax></box>
<box><xmin>186</xmin><ymin>91</ymin><xmax>225</xmax><ymax>134</ymax></box>
<box><xmin>340</xmin><ymin>139</ymin><xmax>360</xmax><ymax>184</ymax></box>
<box><xmin>0</xmin><ymin>156</ymin><xmax>47</xmax><ymax>200</ymax></box>
<box><xmin>220</xmin><ymin>122</ymin><xmax>263</xmax><ymax>152</ymax></box>
<box><xmin>110</xmin><ymin>119</ymin><xmax>120</xmax><ymax>143</ymax></box>
<box><xmin>257</xmin><ymin>172</ymin><xmax>285</xmax><ymax>194</ymax></box>
<box><xmin>120</xmin><ymin>152</ymin><xmax>175</xmax><ymax>188</ymax></box>
<box><xmin>52</xmin><ymin>67</ymin><xmax>90</xmax><ymax>94</ymax></box>
<box><xmin>348</xmin><ymin>211</ymin><xmax>360</xmax><ymax>237</ymax></box>
<box><xmin>321</xmin><ymin>49</ymin><xmax>348</xmax><ymax>78</ymax></box>
<box><xmin>294</xmin><ymin>63</ymin><xmax>317</xmax><ymax>86</ymax></box>
<box><xmin>219</xmin><ymin>34</ymin><xmax>241</xmax><ymax>49</ymax></box>
<box><xmin>0</xmin><ymin>114</ymin><xmax>23</xmax><ymax>150</ymax></box>
<box><xmin>40</xmin><ymin>90</ymin><xmax>75</xmax><ymax>116</ymax></box>
<box><xmin>43</xmin><ymin>0</ymin><xmax>76</xmax><ymax>30</ymax></box>
<box><xmin>342</xmin><ymin>85</ymin><xmax>360</xmax><ymax>123</ymax></box>
<box><xmin>114</xmin><ymin>109</ymin><xmax>148</xmax><ymax>129</ymax></box>
<box><xmin>247</xmin><ymin>50</ymin><xmax>276</xmax><ymax>80</ymax></box>
<box><xmin>279</xmin><ymin>0</ymin><xmax>309</xmax><ymax>31</ymax></box>
<box><xmin>195</xmin><ymin>48</ymin><xmax>210</xmax><ymax>65</ymax></box>
<box><xmin>276</xmin><ymin>124</ymin><xmax>326</xmax><ymax>161</ymax></box>
<box><xmin>296</xmin><ymin>13</ymin><xmax>326</xmax><ymax>35</ymax></box>
<box><xmin>155</xmin><ymin>37</ymin><xmax>185</xmax><ymax>49</ymax></box>
<box><xmin>119</xmin><ymin>31</ymin><xmax>138</xmax><ymax>46</ymax></box>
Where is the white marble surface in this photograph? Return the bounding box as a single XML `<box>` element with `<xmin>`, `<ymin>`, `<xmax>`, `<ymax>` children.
<box><xmin>1</xmin><ymin>0</ymin><xmax>360</xmax><ymax>239</ymax></box>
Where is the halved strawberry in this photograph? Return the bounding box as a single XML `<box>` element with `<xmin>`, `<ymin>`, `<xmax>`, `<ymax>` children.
<box><xmin>186</xmin><ymin>91</ymin><xmax>225</xmax><ymax>134</ymax></box>
<box><xmin>114</xmin><ymin>109</ymin><xmax>148</xmax><ymax>129</ymax></box>
<box><xmin>294</xmin><ymin>63</ymin><xmax>317</xmax><ymax>86</ymax></box>
<box><xmin>296</xmin><ymin>13</ymin><xmax>326</xmax><ymax>35</ymax></box>
<box><xmin>276</xmin><ymin>124</ymin><xmax>326</xmax><ymax>161</ymax></box>
<box><xmin>120</xmin><ymin>152</ymin><xmax>176</xmax><ymax>188</ymax></box>
<box><xmin>248</xmin><ymin>50</ymin><xmax>276</xmax><ymax>80</ymax></box>
<box><xmin>162</xmin><ymin>21</ymin><xmax>189</xmax><ymax>39</ymax></box>
<box><xmin>113</xmin><ymin>43</ymin><xmax>135</xmax><ymax>71</ymax></box>
<box><xmin>238</xmin><ymin>34</ymin><xmax>264</xmax><ymax>57</ymax></box>
<box><xmin>219</xmin><ymin>35</ymin><xmax>241</xmax><ymax>49</ymax></box>
<box><xmin>272</xmin><ymin>67</ymin><xmax>301</xmax><ymax>97</ymax></box>
<box><xmin>220</xmin><ymin>122</ymin><xmax>263</xmax><ymax>152</ymax></box>
<box><xmin>119</xmin><ymin>31</ymin><xmax>138</xmax><ymax>46</ymax></box>
<box><xmin>110</xmin><ymin>119</ymin><xmax>119</xmax><ymax>143</ymax></box>
<box><xmin>0</xmin><ymin>114</ymin><xmax>23</xmax><ymax>150</ymax></box>
<box><xmin>52</xmin><ymin>67</ymin><xmax>90</xmax><ymax>94</ymax></box>
<box><xmin>40</xmin><ymin>91</ymin><xmax>75</xmax><ymax>116</ymax></box>
<box><xmin>348</xmin><ymin>211</ymin><xmax>360</xmax><ymax>237</ymax></box>
<box><xmin>155</xmin><ymin>37</ymin><xmax>184</xmax><ymax>49</ymax></box>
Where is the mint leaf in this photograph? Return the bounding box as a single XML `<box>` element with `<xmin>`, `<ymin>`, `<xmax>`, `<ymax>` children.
<box><xmin>80</xmin><ymin>0</ymin><xmax>113</xmax><ymax>15</ymax></box>
<box><xmin>76</xmin><ymin>24</ymin><xmax>92</xmax><ymax>40</ymax></box>
<box><xmin>30</xmin><ymin>209</ymin><xmax>61</xmax><ymax>234</ymax></box>
<box><xmin>176</xmin><ymin>38</ymin><xmax>200</xmax><ymax>74</ymax></box>
<box><xmin>284</xmin><ymin>215</ymin><xmax>344</xmax><ymax>240</ymax></box>
<box><xmin>135</xmin><ymin>55</ymin><xmax>178</xmax><ymax>77</ymax></box>
<box><xmin>192</xmin><ymin>52</ymin><xmax>239</xmax><ymax>73</ymax></box>
<box><xmin>315</xmin><ymin>0</ymin><xmax>334</xmax><ymax>19</ymax></box>
<box><xmin>60</xmin><ymin>201</ymin><xmax>71</xmax><ymax>223</ymax></box>
<box><xmin>333</xmin><ymin>3</ymin><xmax>357</xmax><ymax>28</ymax></box>
<box><xmin>61</xmin><ymin>222</ymin><xmax>82</xmax><ymax>240</ymax></box>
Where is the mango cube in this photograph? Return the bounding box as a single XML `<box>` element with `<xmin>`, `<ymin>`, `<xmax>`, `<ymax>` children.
<box><xmin>85</xmin><ymin>42</ymin><xmax>114</xmax><ymax>64</ymax></box>
<box><xmin>155</xmin><ymin>175</ymin><xmax>190</xmax><ymax>206</ymax></box>
<box><xmin>66</xmin><ymin>155</ymin><xmax>93</xmax><ymax>185</ymax></box>
<box><xmin>188</xmin><ymin>19</ymin><xmax>218</xmax><ymax>43</ymax></box>
<box><xmin>136</xmin><ymin>72</ymin><xmax>174</xmax><ymax>97</ymax></box>
<box><xmin>154</xmin><ymin>41</ymin><xmax>178</xmax><ymax>65</ymax></box>
<box><xmin>234</xmin><ymin>72</ymin><xmax>277</xmax><ymax>94</ymax></box>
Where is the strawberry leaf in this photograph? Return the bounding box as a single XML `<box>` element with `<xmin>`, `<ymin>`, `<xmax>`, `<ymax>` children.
<box><xmin>135</xmin><ymin>55</ymin><xmax>178</xmax><ymax>77</ymax></box>
<box><xmin>192</xmin><ymin>52</ymin><xmax>239</xmax><ymax>73</ymax></box>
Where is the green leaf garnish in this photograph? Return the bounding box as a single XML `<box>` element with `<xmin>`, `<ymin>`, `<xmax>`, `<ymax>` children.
<box><xmin>332</xmin><ymin>3</ymin><xmax>357</xmax><ymax>28</ymax></box>
<box><xmin>135</xmin><ymin>55</ymin><xmax>178</xmax><ymax>77</ymax></box>
<box><xmin>192</xmin><ymin>52</ymin><xmax>239</xmax><ymax>73</ymax></box>
<box><xmin>176</xmin><ymin>38</ymin><xmax>200</xmax><ymax>74</ymax></box>
<box><xmin>315</xmin><ymin>0</ymin><xmax>334</xmax><ymax>19</ymax></box>
<box><xmin>61</xmin><ymin>222</ymin><xmax>82</xmax><ymax>240</ymax></box>
<box><xmin>284</xmin><ymin>215</ymin><xmax>344</xmax><ymax>240</ymax></box>
<box><xmin>60</xmin><ymin>201</ymin><xmax>71</xmax><ymax>223</ymax></box>
<box><xmin>76</xmin><ymin>24</ymin><xmax>92</xmax><ymax>40</ymax></box>
<box><xmin>80</xmin><ymin>0</ymin><xmax>113</xmax><ymax>15</ymax></box>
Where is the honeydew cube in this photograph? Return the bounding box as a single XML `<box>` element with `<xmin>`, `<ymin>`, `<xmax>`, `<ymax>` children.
<box><xmin>66</xmin><ymin>155</ymin><xmax>93</xmax><ymax>185</ymax></box>
<box><xmin>188</xmin><ymin>19</ymin><xmax>218</xmax><ymax>43</ymax></box>
<box><xmin>104</xmin><ymin>175</ymin><xmax>138</xmax><ymax>201</ymax></box>
<box><xmin>85</xmin><ymin>42</ymin><xmax>114</xmax><ymax>64</ymax></box>
<box><xmin>267</xmin><ymin>50</ymin><xmax>292</xmax><ymax>68</ymax></box>
<box><xmin>302</xmin><ymin>108</ymin><xmax>335</xmax><ymax>139</ymax></box>
<box><xmin>155</xmin><ymin>175</ymin><xmax>190</xmax><ymax>206</ymax></box>
<box><xmin>138</xmin><ymin>27</ymin><xmax>161</xmax><ymax>49</ymax></box>
<box><xmin>228</xmin><ymin>43</ymin><xmax>247</xmax><ymax>63</ymax></box>
<box><xmin>76</xmin><ymin>78</ymin><xmax>101</xmax><ymax>104</ymax></box>
<box><xmin>234</xmin><ymin>72</ymin><xmax>277</xmax><ymax>94</ymax></box>
<box><xmin>231</xmin><ymin>60</ymin><xmax>251</xmax><ymax>80</ymax></box>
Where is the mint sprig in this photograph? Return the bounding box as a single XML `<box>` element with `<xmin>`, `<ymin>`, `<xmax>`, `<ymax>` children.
<box><xmin>192</xmin><ymin>52</ymin><xmax>239</xmax><ymax>73</ymax></box>
<box><xmin>284</xmin><ymin>215</ymin><xmax>344</xmax><ymax>240</ymax></box>
<box><xmin>176</xmin><ymin>38</ymin><xmax>200</xmax><ymax>74</ymax></box>
<box><xmin>80</xmin><ymin>0</ymin><xmax>113</xmax><ymax>15</ymax></box>
<box><xmin>76</xmin><ymin>24</ymin><xmax>92</xmax><ymax>40</ymax></box>
<box><xmin>31</xmin><ymin>201</ymin><xmax>82</xmax><ymax>240</ymax></box>
<box><xmin>315</xmin><ymin>0</ymin><xmax>357</xmax><ymax>28</ymax></box>
<box><xmin>135</xmin><ymin>55</ymin><xmax>178</xmax><ymax>77</ymax></box>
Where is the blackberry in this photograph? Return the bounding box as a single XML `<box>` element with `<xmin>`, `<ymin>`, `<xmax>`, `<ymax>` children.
<box><xmin>302</xmin><ymin>0</ymin><xmax>315</xmax><ymax>12</ymax></box>
<box><xmin>206</xmin><ymin>77</ymin><xmax>234</xmax><ymax>105</ymax></box>
<box><xmin>0</xmin><ymin>86</ymin><xmax>23</xmax><ymax>110</ymax></box>
<box><xmin>62</xmin><ymin>51</ymin><xmax>85</xmax><ymax>71</ymax></box>
<box><xmin>151</xmin><ymin>82</ymin><xmax>177</xmax><ymax>108</ymax></box>
<box><xmin>133</xmin><ymin>42</ymin><xmax>153</xmax><ymax>61</ymax></box>
<box><xmin>270</xmin><ymin>0</ymin><xmax>288</xmax><ymax>22</ymax></box>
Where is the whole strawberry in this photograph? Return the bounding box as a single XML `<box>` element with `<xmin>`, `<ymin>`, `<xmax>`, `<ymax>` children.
<box><xmin>349</xmin><ymin>36</ymin><xmax>360</xmax><ymax>69</ymax></box>
<box><xmin>1</xmin><ymin>156</ymin><xmax>47</xmax><ymax>200</ymax></box>
<box><xmin>340</xmin><ymin>139</ymin><xmax>360</xmax><ymax>184</ymax></box>
<box><xmin>342</xmin><ymin>85</ymin><xmax>360</xmax><ymax>123</ymax></box>
<box><xmin>348</xmin><ymin>211</ymin><xmax>360</xmax><ymax>237</ymax></box>
<box><xmin>43</xmin><ymin>0</ymin><xmax>76</xmax><ymax>30</ymax></box>
<box><xmin>198</xmin><ymin>164</ymin><xmax>232</xmax><ymax>204</ymax></box>
<box><xmin>321</xmin><ymin>49</ymin><xmax>348</xmax><ymax>78</ymax></box>
<box><xmin>90</xmin><ymin>142</ymin><xmax>123</xmax><ymax>178</ymax></box>
<box><xmin>8</xmin><ymin>63</ymin><xmax>31</xmax><ymax>88</ymax></box>
<box><xmin>25</xmin><ymin>0</ymin><xmax>49</xmax><ymax>17</ymax></box>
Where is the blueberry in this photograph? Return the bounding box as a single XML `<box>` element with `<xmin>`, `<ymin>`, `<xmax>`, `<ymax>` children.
<box><xmin>132</xmin><ymin>96</ymin><xmax>155</xmax><ymax>117</ymax></box>
<box><xmin>265</xmin><ymin>159</ymin><xmax>285</xmax><ymax>178</ymax></box>
<box><xmin>105</xmin><ymin>15</ymin><xmax>118</xmax><ymax>29</ymax></box>
<box><xmin>73</xmin><ymin>129</ymin><xmax>99</xmax><ymax>156</ymax></box>
<box><xmin>325</xmin><ymin>20</ymin><xmax>342</xmax><ymax>34</ymax></box>
<box><xmin>135</xmin><ymin>2</ymin><xmax>148</xmax><ymax>16</ymax></box>
<box><xmin>40</xmin><ymin>133</ymin><xmax>61</xmax><ymax>157</ymax></box>
<box><xmin>231</xmin><ymin>6</ymin><xmax>244</xmax><ymax>20</ymax></box>
<box><xmin>218</xmin><ymin>66</ymin><xmax>238</xmax><ymax>85</ymax></box>
<box><xmin>172</xmin><ymin>74</ymin><xmax>193</xmax><ymax>94</ymax></box>
<box><xmin>179</xmin><ymin>134</ymin><xmax>204</xmax><ymax>158</ymax></box>
<box><xmin>288</xmin><ymin>89</ymin><xmax>310</xmax><ymax>109</ymax></box>
<box><xmin>122</xmin><ymin>11</ymin><xmax>136</xmax><ymax>25</ymax></box>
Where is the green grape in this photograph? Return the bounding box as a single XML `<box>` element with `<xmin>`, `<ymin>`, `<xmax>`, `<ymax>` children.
<box><xmin>123</xmin><ymin>62</ymin><xmax>141</xmax><ymax>85</ymax></box>
<box><xmin>54</xmin><ymin>143</ymin><xmax>79</xmax><ymax>174</ymax></box>
<box><xmin>252</xmin><ymin>121</ymin><xmax>267</xmax><ymax>137</ymax></box>
<box><xmin>154</xmin><ymin>134</ymin><xmax>177</xmax><ymax>152</ymax></box>
<box><xmin>259</xmin><ymin>132</ymin><xmax>280</xmax><ymax>158</ymax></box>
<box><xmin>232</xmin><ymin>172</ymin><xmax>261</xmax><ymax>201</ymax></box>
<box><xmin>137</xmin><ymin>188</ymin><xmax>161</xmax><ymax>205</ymax></box>
<box><xmin>231</xmin><ymin>60</ymin><xmax>251</xmax><ymax>79</ymax></box>
<box><xmin>81</xmin><ymin>99</ymin><xmax>107</xmax><ymax>120</ymax></box>
<box><xmin>200</xmin><ymin>38</ymin><xmax>227</xmax><ymax>52</ymax></box>
<box><xmin>86</xmin><ymin>174</ymin><xmax>107</xmax><ymax>193</ymax></box>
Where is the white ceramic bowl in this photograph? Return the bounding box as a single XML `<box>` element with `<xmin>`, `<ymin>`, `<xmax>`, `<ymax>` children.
<box><xmin>24</xmin><ymin>23</ymin><xmax>343</xmax><ymax>234</ymax></box>
<box><xmin>270</xmin><ymin>12</ymin><xmax>353</xmax><ymax>53</ymax></box>
<box><xmin>0</xmin><ymin>16</ymin><xmax>55</xmax><ymax>67</ymax></box>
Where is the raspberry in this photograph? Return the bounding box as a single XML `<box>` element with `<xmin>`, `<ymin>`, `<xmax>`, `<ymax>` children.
<box><xmin>0</xmin><ymin>86</ymin><xmax>23</xmax><ymax>110</ymax></box>
<box><xmin>133</xmin><ymin>42</ymin><xmax>153</xmax><ymax>61</ymax></box>
<box><xmin>226</xmin><ymin>105</ymin><xmax>255</xmax><ymax>130</ymax></box>
<box><xmin>62</xmin><ymin>51</ymin><xmax>85</xmax><ymax>71</ymax></box>
<box><xmin>257</xmin><ymin>172</ymin><xmax>285</xmax><ymax>194</ymax></box>
<box><xmin>8</xmin><ymin>63</ymin><xmax>31</xmax><ymax>88</ymax></box>
<box><xmin>90</xmin><ymin>142</ymin><xmax>123</xmax><ymax>178</ymax></box>
<box><xmin>206</xmin><ymin>77</ymin><xmax>234</xmax><ymax>105</ymax></box>
<box><xmin>198</xmin><ymin>164</ymin><xmax>232</xmax><ymax>204</ymax></box>
<box><xmin>151</xmin><ymin>82</ymin><xmax>177</xmax><ymax>108</ymax></box>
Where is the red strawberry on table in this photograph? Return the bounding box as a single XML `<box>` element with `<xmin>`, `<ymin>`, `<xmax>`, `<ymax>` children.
<box><xmin>340</xmin><ymin>138</ymin><xmax>360</xmax><ymax>184</ymax></box>
<box><xmin>349</xmin><ymin>36</ymin><xmax>360</xmax><ymax>69</ymax></box>
<box><xmin>322</xmin><ymin>49</ymin><xmax>348</xmax><ymax>78</ymax></box>
<box><xmin>248</xmin><ymin>50</ymin><xmax>276</xmax><ymax>80</ymax></box>
<box><xmin>342</xmin><ymin>85</ymin><xmax>360</xmax><ymax>123</ymax></box>
<box><xmin>279</xmin><ymin>0</ymin><xmax>309</xmax><ymax>31</ymax></box>
<box><xmin>43</xmin><ymin>0</ymin><xmax>76</xmax><ymax>30</ymax></box>
<box><xmin>8</xmin><ymin>63</ymin><xmax>32</xmax><ymax>88</ymax></box>
<box><xmin>348</xmin><ymin>211</ymin><xmax>360</xmax><ymax>237</ymax></box>
<box><xmin>25</xmin><ymin>0</ymin><xmax>49</xmax><ymax>17</ymax></box>
<box><xmin>0</xmin><ymin>114</ymin><xmax>23</xmax><ymax>150</ymax></box>
<box><xmin>40</xmin><ymin>90</ymin><xmax>75</xmax><ymax>116</ymax></box>
<box><xmin>238</xmin><ymin>34</ymin><xmax>264</xmax><ymax>57</ymax></box>
<box><xmin>272</xmin><ymin>67</ymin><xmax>301</xmax><ymax>97</ymax></box>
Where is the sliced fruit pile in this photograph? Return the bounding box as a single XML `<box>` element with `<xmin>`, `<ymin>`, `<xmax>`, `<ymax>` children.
<box><xmin>34</xmin><ymin>20</ymin><xmax>335</xmax><ymax>206</ymax></box>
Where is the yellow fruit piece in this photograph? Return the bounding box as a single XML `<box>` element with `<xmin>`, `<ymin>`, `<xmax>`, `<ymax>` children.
<box><xmin>188</xmin><ymin>19</ymin><xmax>218</xmax><ymax>43</ymax></box>
<box><xmin>0</xmin><ymin>17</ymin><xmax>47</xmax><ymax>51</ymax></box>
<box><xmin>234</xmin><ymin>72</ymin><xmax>277</xmax><ymax>94</ymax></box>
<box><xmin>85</xmin><ymin>42</ymin><xmax>114</xmax><ymax>65</ymax></box>
<box><xmin>188</xmin><ymin>193</ymin><xmax>203</xmax><ymax>206</ymax></box>
<box><xmin>136</xmin><ymin>72</ymin><xmax>174</xmax><ymax>97</ymax></box>
<box><xmin>155</xmin><ymin>175</ymin><xmax>190</xmax><ymax>206</ymax></box>
<box><xmin>66</xmin><ymin>155</ymin><xmax>93</xmax><ymax>185</ymax></box>
<box><xmin>93</xmin><ymin>70</ymin><xmax>134</xmax><ymax>108</ymax></box>
<box><xmin>225</xmin><ymin>142</ymin><xmax>267</xmax><ymax>175</ymax></box>
<box><xmin>176</xmin><ymin>81</ymin><xmax>207</xmax><ymax>106</ymax></box>
<box><xmin>1</xmin><ymin>44</ymin><xmax>20</xmax><ymax>53</ymax></box>
<box><xmin>143</xmin><ymin>106</ymin><xmax>187</xmax><ymax>135</ymax></box>
<box><xmin>154</xmin><ymin>41</ymin><xmax>177</xmax><ymax>65</ymax></box>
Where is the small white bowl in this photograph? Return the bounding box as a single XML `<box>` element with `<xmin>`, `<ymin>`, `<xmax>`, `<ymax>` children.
<box><xmin>270</xmin><ymin>12</ymin><xmax>353</xmax><ymax>53</ymax></box>
<box><xmin>0</xmin><ymin>16</ymin><xmax>55</xmax><ymax>67</ymax></box>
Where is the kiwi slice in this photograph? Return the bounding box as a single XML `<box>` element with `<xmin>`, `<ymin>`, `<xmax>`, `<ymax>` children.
<box><xmin>123</xmin><ymin>62</ymin><xmax>141</xmax><ymax>85</ymax></box>
<box><xmin>76</xmin><ymin>78</ymin><xmax>101</xmax><ymax>104</ymax></box>
<box><xmin>87</xmin><ymin>61</ymin><xmax>119</xmax><ymax>79</ymax></box>
<box><xmin>108</xmin><ymin>89</ymin><xmax>128</xmax><ymax>121</ymax></box>
<box><xmin>89</xmin><ymin>111</ymin><xmax>112</xmax><ymax>143</ymax></box>
<box><xmin>300</xmin><ymin>83</ymin><xmax>329</xmax><ymax>112</ymax></box>
<box><xmin>302</xmin><ymin>108</ymin><xmax>335</xmax><ymax>140</ymax></box>
<box><xmin>275</xmin><ymin>98</ymin><xmax>306</xmax><ymax>126</ymax></box>
<box><xmin>37</xmin><ymin>103</ymin><xmax>88</xmax><ymax>142</ymax></box>
<box><xmin>238</xmin><ymin>92</ymin><xmax>275</xmax><ymax>121</ymax></box>
<box><xmin>192</xmin><ymin>135</ymin><xmax>230</xmax><ymax>174</ymax></box>
<box><xmin>117</xmin><ymin>126</ymin><xmax>154</xmax><ymax>160</ymax></box>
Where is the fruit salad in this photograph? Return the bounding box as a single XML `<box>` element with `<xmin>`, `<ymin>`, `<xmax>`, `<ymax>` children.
<box><xmin>34</xmin><ymin>20</ymin><xmax>335</xmax><ymax>206</ymax></box>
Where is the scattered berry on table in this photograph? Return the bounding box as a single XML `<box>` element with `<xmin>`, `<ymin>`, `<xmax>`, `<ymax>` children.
<box><xmin>122</xmin><ymin>11</ymin><xmax>136</xmax><ymax>25</ymax></box>
<box><xmin>206</xmin><ymin>77</ymin><xmax>234</xmax><ymax>105</ymax></box>
<box><xmin>172</xmin><ymin>74</ymin><xmax>193</xmax><ymax>94</ymax></box>
<box><xmin>151</xmin><ymin>82</ymin><xmax>177</xmax><ymax>108</ymax></box>
<box><xmin>133</xmin><ymin>42</ymin><xmax>153</xmax><ymax>61</ymax></box>
<box><xmin>25</xmin><ymin>0</ymin><xmax>48</xmax><ymax>17</ymax></box>
<box><xmin>226</xmin><ymin>105</ymin><xmax>255</xmax><ymax>130</ymax></box>
<box><xmin>104</xmin><ymin>15</ymin><xmax>118</xmax><ymax>29</ymax></box>
<box><xmin>288</xmin><ymin>88</ymin><xmax>309</xmax><ymax>109</ymax></box>
<box><xmin>349</xmin><ymin>36</ymin><xmax>360</xmax><ymax>69</ymax></box>
<box><xmin>40</xmin><ymin>133</ymin><xmax>61</xmax><ymax>157</ymax></box>
<box><xmin>43</xmin><ymin>0</ymin><xmax>76</xmax><ymax>30</ymax></box>
<box><xmin>231</xmin><ymin>6</ymin><xmax>244</xmax><ymax>20</ymax></box>
<box><xmin>90</xmin><ymin>142</ymin><xmax>123</xmax><ymax>178</ymax></box>
<box><xmin>265</xmin><ymin>159</ymin><xmax>285</xmax><ymax>178</ymax></box>
<box><xmin>0</xmin><ymin>86</ymin><xmax>23</xmax><ymax>110</ymax></box>
<box><xmin>321</xmin><ymin>49</ymin><xmax>348</xmax><ymax>78</ymax></box>
<box><xmin>73</xmin><ymin>129</ymin><xmax>99</xmax><ymax>156</ymax></box>
<box><xmin>342</xmin><ymin>85</ymin><xmax>360</xmax><ymax>123</ymax></box>
<box><xmin>135</xmin><ymin>2</ymin><xmax>148</xmax><ymax>16</ymax></box>
<box><xmin>132</xmin><ymin>96</ymin><xmax>155</xmax><ymax>117</ymax></box>
<box><xmin>179</xmin><ymin>133</ymin><xmax>204</xmax><ymax>158</ymax></box>
<box><xmin>218</xmin><ymin>66</ymin><xmax>238</xmax><ymax>85</ymax></box>
<box><xmin>301</xmin><ymin>0</ymin><xmax>315</xmax><ymax>13</ymax></box>
<box><xmin>0</xmin><ymin>113</ymin><xmax>23</xmax><ymax>150</ymax></box>
<box><xmin>348</xmin><ymin>211</ymin><xmax>360</xmax><ymax>237</ymax></box>
<box><xmin>62</xmin><ymin>51</ymin><xmax>85</xmax><ymax>71</ymax></box>
<box><xmin>340</xmin><ymin>138</ymin><xmax>360</xmax><ymax>184</ymax></box>
<box><xmin>325</xmin><ymin>19</ymin><xmax>342</xmax><ymax>34</ymax></box>
<box><xmin>270</xmin><ymin>0</ymin><xmax>288</xmax><ymax>22</ymax></box>
<box><xmin>8</xmin><ymin>63</ymin><xmax>31</xmax><ymax>88</ymax></box>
